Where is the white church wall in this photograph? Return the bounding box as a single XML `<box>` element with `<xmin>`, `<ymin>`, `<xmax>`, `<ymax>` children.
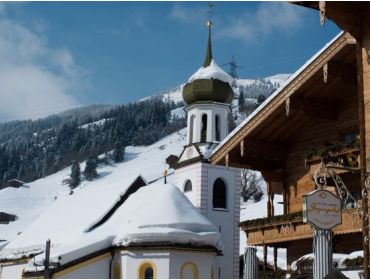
<box><xmin>169</xmin><ymin>251</ymin><xmax>217</xmax><ymax>279</ymax></box>
<box><xmin>56</xmin><ymin>254</ymin><xmax>111</xmax><ymax>279</ymax></box>
<box><xmin>174</xmin><ymin>162</ymin><xmax>241</xmax><ymax>279</ymax></box>
<box><xmin>120</xmin><ymin>250</ymin><xmax>170</xmax><ymax>279</ymax></box>
<box><xmin>174</xmin><ymin>162</ymin><xmax>202</xmax><ymax>207</ymax></box>
<box><xmin>203</xmin><ymin>163</ymin><xmax>241</xmax><ymax>279</ymax></box>
<box><xmin>0</xmin><ymin>262</ymin><xmax>27</xmax><ymax>279</ymax></box>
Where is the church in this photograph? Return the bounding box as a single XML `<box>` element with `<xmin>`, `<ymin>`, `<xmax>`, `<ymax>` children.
<box><xmin>0</xmin><ymin>20</ymin><xmax>241</xmax><ymax>279</ymax></box>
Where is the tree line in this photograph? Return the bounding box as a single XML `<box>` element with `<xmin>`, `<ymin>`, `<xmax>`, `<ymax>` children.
<box><xmin>0</xmin><ymin>98</ymin><xmax>185</xmax><ymax>187</ymax></box>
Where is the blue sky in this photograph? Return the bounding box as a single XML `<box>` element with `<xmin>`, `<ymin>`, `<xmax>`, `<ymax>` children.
<box><xmin>0</xmin><ymin>2</ymin><xmax>340</xmax><ymax>121</ymax></box>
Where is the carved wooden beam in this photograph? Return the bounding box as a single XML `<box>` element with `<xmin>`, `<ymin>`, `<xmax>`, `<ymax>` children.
<box><xmin>240</xmin><ymin>139</ymin><xmax>245</xmax><ymax>157</ymax></box>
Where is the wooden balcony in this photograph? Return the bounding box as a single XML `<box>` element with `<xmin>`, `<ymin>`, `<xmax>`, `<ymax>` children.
<box><xmin>241</xmin><ymin>208</ymin><xmax>362</xmax><ymax>246</ymax></box>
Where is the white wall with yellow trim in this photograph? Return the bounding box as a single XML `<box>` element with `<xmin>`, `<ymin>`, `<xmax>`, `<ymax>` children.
<box><xmin>0</xmin><ymin>261</ymin><xmax>28</xmax><ymax>279</ymax></box>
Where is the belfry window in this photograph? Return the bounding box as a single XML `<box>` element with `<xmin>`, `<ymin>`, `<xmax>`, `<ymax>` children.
<box><xmin>189</xmin><ymin>115</ymin><xmax>195</xmax><ymax>144</ymax></box>
<box><xmin>213</xmin><ymin>178</ymin><xmax>227</xmax><ymax>209</ymax></box>
<box><xmin>215</xmin><ymin>115</ymin><xmax>220</xmax><ymax>142</ymax></box>
<box><xmin>201</xmin><ymin>114</ymin><xmax>207</xmax><ymax>142</ymax></box>
<box><xmin>184</xmin><ymin>180</ymin><xmax>192</xmax><ymax>192</ymax></box>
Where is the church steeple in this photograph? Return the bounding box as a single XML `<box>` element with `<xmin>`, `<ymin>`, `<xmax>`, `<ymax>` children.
<box><xmin>203</xmin><ymin>20</ymin><xmax>213</xmax><ymax>67</ymax></box>
<box><xmin>181</xmin><ymin>5</ymin><xmax>233</xmax><ymax>144</ymax></box>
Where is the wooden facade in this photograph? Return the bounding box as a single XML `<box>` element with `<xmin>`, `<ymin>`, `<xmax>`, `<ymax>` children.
<box><xmin>211</xmin><ymin>30</ymin><xmax>367</xmax><ymax>270</ymax></box>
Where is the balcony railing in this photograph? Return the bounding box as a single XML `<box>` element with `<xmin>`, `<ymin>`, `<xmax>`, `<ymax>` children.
<box><xmin>241</xmin><ymin>208</ymin><xmax>362</xmax><ymax>246</ymax></box>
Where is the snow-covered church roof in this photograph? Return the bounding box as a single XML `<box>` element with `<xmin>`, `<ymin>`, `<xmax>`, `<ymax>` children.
<box><xmin>0</xmin><ymin>179</ymin><xmax>221</xmax><ymax>265</ymax></box>
<box><xmin>188</xmin><ymin>59</ymin><xmax>232</xmax><ymax>84</ymax></box>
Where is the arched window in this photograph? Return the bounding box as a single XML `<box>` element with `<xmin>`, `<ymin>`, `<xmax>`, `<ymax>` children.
<box><xmin>201</xmin><ymin>114</ymin><xmax>207</xmax><ymax>142</ymax></box>
<box><xmin>215</xmin><ymin>115</ymin><xmax>220</xmax><ymax>142</ymax></box>
<box><xmin>138</xmin><ymin>262</ymin><xmax>156</xmax><ymax>279</ymax></box>
<box><xmin>180</xmin><ymin>262</ymin><xmax>199</xmax><ymax>279</ymax></box>
<box><xmin>213</xmin><ymin>178</ymin><xmax>227</xmax><ymax>209</ymax></box>
<box><xmin>184</xmin><ymin>180</ymin><xmax>192</xmax><ymax>192</ymax></box>
<box><xmin>144</xmin><ymin>267</ymin><xmax>153</xmax><ymax>279</ymax></box>
<box><xmin>189</xmin><ymin>115</ymin><xmax>195</xmax><ymax>144</ymax></box>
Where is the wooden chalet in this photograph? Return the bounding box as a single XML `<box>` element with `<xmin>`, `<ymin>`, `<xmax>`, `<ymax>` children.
<box><xmin>211</xmin><ymin>30</ymin><xmax>365</xmax><ymax>271</ymax></box>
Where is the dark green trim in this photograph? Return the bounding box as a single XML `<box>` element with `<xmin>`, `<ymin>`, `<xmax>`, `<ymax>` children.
<box><xmin>119</xmin><ymin>242</ymin><xmax>221</xmax><ymax>255</ymax></box>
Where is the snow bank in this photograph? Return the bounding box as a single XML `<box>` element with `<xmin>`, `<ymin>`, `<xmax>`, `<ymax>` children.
<box><xmin>188</xmin><ymin>60</ymin><xmax>232</xmax><ymax>84</ymax></box>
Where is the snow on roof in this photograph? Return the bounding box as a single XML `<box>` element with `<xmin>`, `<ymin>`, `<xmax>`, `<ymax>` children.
<box><xmin>111</xmin><ymin>182</ymin><xmax>219</xmax><ymax>248</ymax></box>
<box><xmin>188</xmin><ymin>60</ymin><xmax>232</xmax><ymax>84</ymax></box>
<box><xmin>25</xmin><ymin>182</ymin><xmax>220</xmax><ymax>268</ymax></box>
<box><xmin>212</xmin><ymin>31</ymin><xmax>344</xmax><ymax>156</ymax></box>
<box><xmin>0</xmin><ymin>174</ymin><xmax>143</xmax><ymax>260</ymax></box>
<box><xmin>290</xmin><ymin>252</ymin><xmax>356</xmax><ymax>271</ymax></box>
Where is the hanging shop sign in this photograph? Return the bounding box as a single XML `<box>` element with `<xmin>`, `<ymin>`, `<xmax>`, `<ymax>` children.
<box><xmin>303</xmin><ymin>189</ymin><xmax>342</xmax><ymax>230</ymax></box>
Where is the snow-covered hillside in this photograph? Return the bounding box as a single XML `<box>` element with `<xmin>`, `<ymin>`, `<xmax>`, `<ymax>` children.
<box><xmin>0</xmin><ymin>129</ymin><xmax>187</xmax><ymax>246</ymax></box>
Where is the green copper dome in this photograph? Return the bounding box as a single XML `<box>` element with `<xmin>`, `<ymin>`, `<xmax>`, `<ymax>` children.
<box><xmin>183</xmin><ymin>79</ymin><xmax>234</xmax><ymax>104</ymax></box>
<box><xmin>182</xmin><ymin>22</ymin><xmax>234</xmax><ymax>105</ymax></box>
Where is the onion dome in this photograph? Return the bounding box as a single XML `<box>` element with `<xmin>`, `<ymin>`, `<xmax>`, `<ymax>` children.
<box><xmin>182</xmin><ymin>21</ymin><xmax>234</xmax><ymax>105</ymax></box>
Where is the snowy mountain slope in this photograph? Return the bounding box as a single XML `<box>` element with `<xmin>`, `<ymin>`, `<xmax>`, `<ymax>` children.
<box><xmin>0</xmin><ymin>129</ymin><xmax>187</xmax><ymax>246</ymax></box>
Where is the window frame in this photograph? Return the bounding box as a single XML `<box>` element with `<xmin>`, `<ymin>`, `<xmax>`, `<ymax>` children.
<box><xmin>212</xmin><ymin>178</ymin><xmax>227</xmax><ymax>209</ymax></box>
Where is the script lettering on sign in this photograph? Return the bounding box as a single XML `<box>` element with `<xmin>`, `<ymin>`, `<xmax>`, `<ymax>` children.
<box><xmin>303</xmin><ymin>190</ymin><xmax>342</xmax><ymax>230</ymax></box>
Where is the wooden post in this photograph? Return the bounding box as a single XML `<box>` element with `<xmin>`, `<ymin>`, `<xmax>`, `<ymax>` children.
<box><xmin>44</xmin><ymin>239</ymin><xmax>51</xmax><ymax>279</ymax></box>
<box><xmin>263</xmin><ymin>244</ymin><xmax>267</xmax><ymax>271</ymax></box>
<box><xmin>271</xmin><ymin>192</ymin><xmax>275</xmax><ymax>217</ymax></box>
<box><xmin>283</xmin><ymin>189</ymin><xmax>287</xmax><ymax>215</ymax></box>
<box><xmin>163</xmin><ymin>170</ymin><xmax>168</xmax><ymax>184</ymax></box>
<box><xmin>273</xmin><ymin>246</ymin><xmax>278</xmax><ymax>271</ymax></box>
<box><xmin>267</xmin><ymin>182</ymin><xmax>272</xmax><ymax>218</ymax></box>
<box><xmin>356</xmin><ymin>32</ymin><xmax>370</xmax><ymax>278</ymax></box>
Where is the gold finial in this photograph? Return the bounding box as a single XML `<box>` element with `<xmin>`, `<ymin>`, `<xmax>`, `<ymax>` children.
<box><xmin>203</xmin><ymin>2</ymin><xmax>213</xmax><ymax>67</ymax></box>
<box><xmin>207</xmin><ymin>2</ymin><xmax>213</xmax><ymax>28</ymax></box>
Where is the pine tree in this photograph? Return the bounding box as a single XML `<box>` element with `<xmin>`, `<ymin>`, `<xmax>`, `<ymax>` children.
<box><xmin>83</xmin><ymin>157</ymin><xmax>98</xmax><ymax>181</ymax></box>
<box><xmin>113</xmin><ymin>142</ymin><xmax>125</xmax><ymax>163</ymax></box>
<box><xmin>257</xmin><ymin>94</ymin><xmax>266</xmax><ymax>105</ymax></box>
<box><xmin>238</xmin><ymin>90</ymin><xmax>245</xmax><ymax>112</ymax></box>
<box><xmin>69</xmin><ymin>161</ymin><xmax>81</xmax><ymax>188</ymax></box>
